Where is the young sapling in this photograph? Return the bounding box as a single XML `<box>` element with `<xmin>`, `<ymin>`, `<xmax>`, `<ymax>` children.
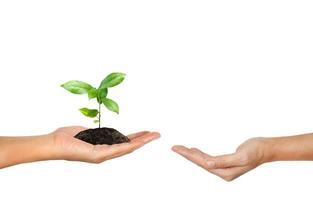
<box><xmin>61</xmin><ymin>72</ymin><xmax>130</xmax><ymax>145</ymax></box>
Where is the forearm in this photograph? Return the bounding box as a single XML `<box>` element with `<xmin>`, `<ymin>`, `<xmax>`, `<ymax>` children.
<box><xmin>0</xmin><ymin>134</ymin><xmax>58</xmax><ymax>169</ymax></box>
<box><xmin>263</xmin><ymin>133</ymin><xmax>313</xmax><ymax>162</ymax></box>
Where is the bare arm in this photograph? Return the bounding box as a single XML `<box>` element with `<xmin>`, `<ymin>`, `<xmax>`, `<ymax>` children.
<box><xmin>0</xmin><ymin>134</ymin><xmax>57</xmax><ymax>169</ymax></box>
<box><xmin>172</xmin><ymin>133</ymin><xmax>313</xmax><ymax>181</ymax></box>
<box><xmin>265</xmin><ymin>133</ymin><xmax>313</xmax><ymax>162</ymax></box>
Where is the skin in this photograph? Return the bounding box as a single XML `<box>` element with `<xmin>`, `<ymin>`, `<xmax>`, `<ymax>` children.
<box><xmin>172</xmin><ymin>133</ymin><xmax>313</xmax><ymax>181</ymax></box>
<box><xmin>0</xmin><ymin>126</ymin><xmax>160</xmax><ymax>169</ymax></box>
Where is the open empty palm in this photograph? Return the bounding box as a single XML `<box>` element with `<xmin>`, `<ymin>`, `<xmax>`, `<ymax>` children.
<box><xmin>172</xmin><ymin>138</ymin><xmax>266</xmax><ymax>181</ymax></box>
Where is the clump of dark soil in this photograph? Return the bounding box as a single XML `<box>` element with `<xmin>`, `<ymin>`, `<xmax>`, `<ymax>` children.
<box><xmin>75</xmin><ymin>127</ymin><xmax>130</xmax><ymax>145</ymax></box>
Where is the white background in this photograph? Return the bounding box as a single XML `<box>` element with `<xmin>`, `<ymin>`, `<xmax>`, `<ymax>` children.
<box><xmin>1</xmin><ymin>0</ymin><xmax>313</xmax><ymax>199</ymax></box>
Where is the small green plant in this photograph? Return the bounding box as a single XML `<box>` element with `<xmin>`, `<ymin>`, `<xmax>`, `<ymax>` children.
<box><xmin>61</xmin><ymin>72</ymin><xmax>125</xmax><ymax>128</ymax></box>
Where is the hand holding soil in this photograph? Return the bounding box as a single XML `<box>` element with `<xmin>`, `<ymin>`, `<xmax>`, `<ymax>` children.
<box><xmin>52</xmin><ymin>126</ymin><xmax>160</xmax><ymax>163</ymax></box>
<box><xmin>0</xmin><ymin>126</ymin><xmax>160</xmax><ymax>169</ymax></box>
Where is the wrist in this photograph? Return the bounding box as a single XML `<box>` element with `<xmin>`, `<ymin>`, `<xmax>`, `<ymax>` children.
<box><xmin>259</xmin><ymin>137</ymin><xmax>277</xmax><ymax>163</ymax></box>
<box><xmin>36</xmin><ymin>134</ymin><xmax>62</xmax><ymax>161</ymax></box>
<box><xmin>15</xmin><ymin>134</ymin><xmax>59</xmax><ymax>164</ymax></box>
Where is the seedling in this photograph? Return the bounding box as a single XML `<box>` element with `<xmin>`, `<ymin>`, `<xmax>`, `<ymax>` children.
<box><xmin>61</xmin><ymin>72</ymin><xmax>125</xmax><ymax>127</ymax></box>
<box><xmin>61</xmin><ymin>72</ymin><xmax>130</xmax><ymax>145</ymax></box>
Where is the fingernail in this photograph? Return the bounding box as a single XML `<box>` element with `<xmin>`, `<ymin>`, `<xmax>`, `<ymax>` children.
<box><xmin>152</xmin><ymin>132</ymin><xmax>161</xmax><ymax>139</ymax></box>
<box><xmin>172</xmin><ymin>146</ymin><xmax>179</xmax><ymax>152</ymax></box>
<box><xmin>206</xmin><ymin>161</ymin><xmax>215</xmax><ymax>168</ymax></box>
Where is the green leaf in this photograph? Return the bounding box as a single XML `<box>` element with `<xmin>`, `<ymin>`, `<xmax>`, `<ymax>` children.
<box><xmin>97</xmin><ymin>87</ymin><xmax>108</xmax><ymax>103</ymax></box>
<box><xmin>88</xmin><ymin>88</ymin><xmax>98</xmax><ymax>99</ymax></box>
<box><xmin>102</xmin><ymin>98</ymin><xmax>119</xmax><ymax>114</ymax></box>
<box><xmin>79</xmin><ymin>108</ymin><xmax>99</xmax><ymax>118</ymax></box>
<box><xmin>93</xmin><ymin>120</ymin><xmax>100</xmax><ymax>124</ymax></box>
<box><xmin>99</xmin><ymin>72</ymin><xmax>126</xmax><ymax>89</ymax></box>
<box><xmin>61</xmin><ymin>80</ymin><xmax>93</xmax><ymax>94</ymax></box>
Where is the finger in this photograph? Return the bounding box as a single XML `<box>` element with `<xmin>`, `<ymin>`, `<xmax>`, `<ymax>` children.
<box><xmin>94</xmin><ymin>132</ymin><xmax>160</xmax><ymax>161</ymax></box>
<box><xmin>93</xmin><ymin>142</ymin><xmax>134</xmax><ymax>162</ymax></box>
<box><xmin>189</xmin><ymin>147</ymin><xmax>243</xmax><ymax>168</ymax></box>
<box><xmin>174</xmin><ymin>146</ymin><xmax>231</xmax><ymax>171</ymax></box>
<box><xmin>110</xmin><ymin>132</ymin><xmax>160</xmax><ymax>159</ymax></box>
<box><xmin>127</xmin><ymin>131</ymin><xmax>151</xmax><ymax>140</ymax></box>
<box><xmin>172</xmin><ymin>145</ymin><xmax>207</xmax><ymax>167</ymax></box>
<box><xmin>104</xmin><ymin>139</ymin><xmax>150</xmax><ymax>160</ymax></box>
<box><xmin>172</xmin><ymin>146</ymin><xmax>251</xmax><ymax>181</ymax></box>
<box><xmin>172</xmin><ymin>145</ymin><xmax>191</xmax><ymax>157</ymax></box>
<box><xmin>187</xmin><ymin>148</ymin><xmax>250</xmax><ymax>181</ymax></box>
<box><xmin>189</xmin><ymin>147</ymin><xmax>220</xmax><ymax>166</ymax></box>
<box><xmin>190</xmin><ymin>147</ymin><xmax>213</xmax><ymax>157</ymax></box>
<box><xmin>94</xmin><ymin>132</ymin><xmax>160</xmax><ymax>154</ymax></box>
<box><xmin>131</xmin><ymin>132</ymin><xmax>161</xmax><ymax>142</ymax></box>
<box><xmin>188</xmin><ymin>148</ymin><xmax>242</xmax><ymax>168</ymax></box>
<box><xmin>210</xmin><ymin>153</ymin><xmax>242</xmax><ymax>168</ymax></box>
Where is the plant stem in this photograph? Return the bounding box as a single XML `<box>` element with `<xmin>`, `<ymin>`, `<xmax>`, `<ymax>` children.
<box><xmin>98</xmin><ymin>103</ymin><xmax>101</xmax><ymax>128</ymax></box>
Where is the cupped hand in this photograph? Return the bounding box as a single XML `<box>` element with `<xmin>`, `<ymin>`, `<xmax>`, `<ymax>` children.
<box><xmin>172</xmin><ymin>137</ymin><xmax>268</xmax><ymax>181</ymax></box>
<box><xmin>51</xmin><ymin>126</ymin><xmax>160</xmax><ymax>163</ymax></box>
